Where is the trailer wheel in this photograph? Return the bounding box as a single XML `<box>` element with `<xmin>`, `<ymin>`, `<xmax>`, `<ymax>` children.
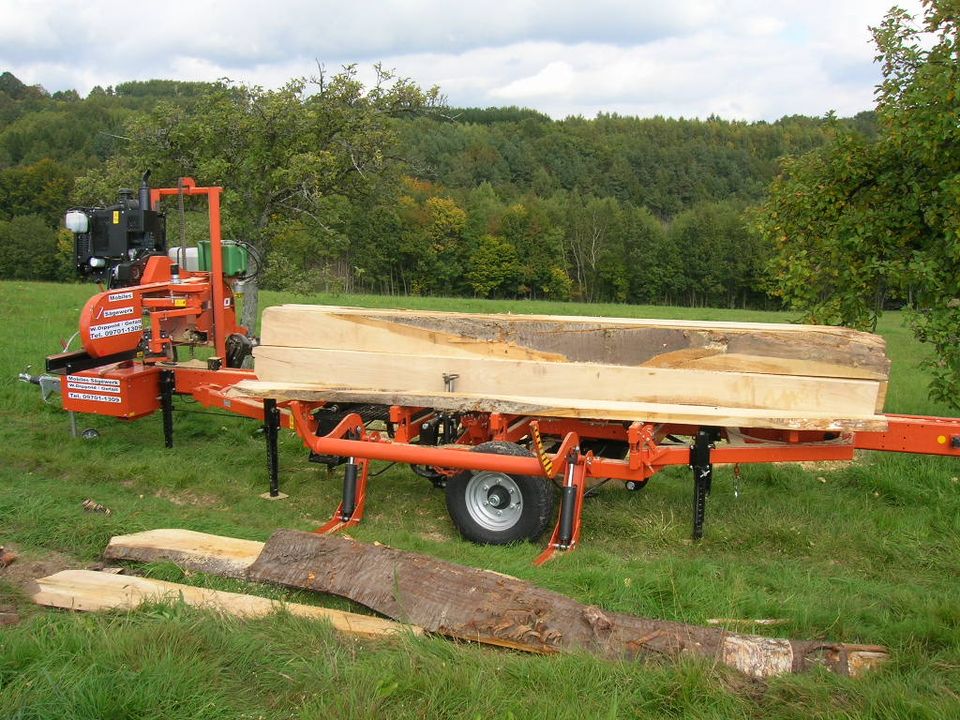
<box><xmin>446</xmin><ymin>441</ymin><xmax>555</xmax><ymax>545</ymax></box>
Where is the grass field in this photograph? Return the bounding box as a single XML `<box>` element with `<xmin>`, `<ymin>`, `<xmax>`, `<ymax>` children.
<box><xmin>1</xmin><ymin>280</ymin><xmax>958</xmax><ymax>719</ymax></box>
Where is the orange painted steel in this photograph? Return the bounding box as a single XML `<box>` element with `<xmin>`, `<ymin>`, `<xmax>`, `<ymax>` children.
<box><xmin>172</xmin><ymin>366</ymin><xmax>266</xmax><ymax>421</ymax></box>
<box><xmin>150</xmin><ymin>179</ymin><xmax>233</xmax><ymax>359</ymax></box>
<box><xmin>535</xmin><ymin>458</ymin><xmax>588</xmax><ymax>566</ymax></box>
<box><xmin>285</xmin><ymin>402</ymin><xmax>863</xmax><ymax>483</ymax></box>
<box><xmin>78</xmin><ymin>288</ymin><xmax>146</xmax><ymax>357</ymax></box>
<box><xmin>286</xmin><ymin>402</ymin><xmax>553</xmax><ymax>477</ymax></box>
<box><xmin>855</xmin><ymin>413</ymin><xmax>960</xmax><ymax>455</ymax></box>
<box><xmin>313</xmin><ymin>457</ymin><xmax>371</xmax><ymax>534</ymax></box>
<box><xmin>61</xmin><ymin>363</ymin><xmax>161</xmax><ymax>419</ymax></box>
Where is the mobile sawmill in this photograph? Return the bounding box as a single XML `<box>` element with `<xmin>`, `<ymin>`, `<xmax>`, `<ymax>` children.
<box><xmin>19</xmin><ymin>176</ymin><xmax>960</xmax><ymax>564</ymax></box>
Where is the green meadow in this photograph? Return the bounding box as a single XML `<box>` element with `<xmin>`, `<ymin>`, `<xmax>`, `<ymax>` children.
<box><xmin>1</xmin><ymin>281</ymin><xmax>958</xmax><ymax>719</ymax></box>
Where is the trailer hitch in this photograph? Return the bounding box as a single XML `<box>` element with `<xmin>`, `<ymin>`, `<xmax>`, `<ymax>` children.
<box><xmin>18</xmin><ymin>367</ymin><xmax>61</xmax><ymax>403</ymax></box>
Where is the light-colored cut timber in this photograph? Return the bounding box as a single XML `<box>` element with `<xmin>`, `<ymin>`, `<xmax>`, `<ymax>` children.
<box><xmin>253</xmin><ymin>346</ymin><xmax>882</xmax><ymax>418</ymax></box>
<box><xmin>250</xmin><ymin>305</ymin><xmax>891</xmax><ymax>431</ymax></box>
<box><xmin>104</xmin><ymin>529</ymin><xmax>263</xmax><ymax>579</ymax></box>
<box><xmin>259</xmin><ymin>305</ymin><xmax>890</xmax><ymax>380</ymax></box>
<box><xmin>29</xmin><ymin>569</ymin><xmax>420</xmax><ymax>639</ymax></box>
<box><xmin>230</xmin><ymin>380</ymin><xmax>888</xmax><ymax>432</ymax></box>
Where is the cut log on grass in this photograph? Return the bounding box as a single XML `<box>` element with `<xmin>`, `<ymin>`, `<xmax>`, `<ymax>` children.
<box><xmin>246</xmin><ymin>305</ymin><xmax>891</xmax><ymax>431</ymax></box>
<box><xmin>102</xmin><ymin>528</ymin><xmax>889</xmax><ymax>678</ymax></box>
<box><xmin>29</xmin><ymin>569</ymin><xmax>419</xmax><ymax>640</ymax></box>
<box><xmin>247</xmin><ymin>530</ymin><xmax>887</xmax><ymax>678</ymax></box>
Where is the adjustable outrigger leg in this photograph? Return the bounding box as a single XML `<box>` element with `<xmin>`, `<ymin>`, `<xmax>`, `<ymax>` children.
<box><xmin>535</xmin><ymin>449</ymin><xmax>588</xmax><ymax>566</ymax></box>
<box><xmin>315</xmin><ymin>441</ymin><xmax>371</xmax><ymax>534</ymax></box>
<box><xmin>262</xmin><ymin>398</ymin><xmax>285</xmax><ymax>499</ymax></box>
<box><xmin>159</xmin><ymin>369</ymin><xmax>176</xmax><ymax>449</ymax></box>
<box><xmin>690</xmin><ymin>428</ymin><xmax>717</xmax><ymax>541</ymax></box>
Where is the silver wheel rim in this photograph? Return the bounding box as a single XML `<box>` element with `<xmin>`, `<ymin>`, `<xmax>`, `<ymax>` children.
<box><xmin>464</xmin><ymin>471</ymin><xmax>523</xmax><ymax>532</ymax></box>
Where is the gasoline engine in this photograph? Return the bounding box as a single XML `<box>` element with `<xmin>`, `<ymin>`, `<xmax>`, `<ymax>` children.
<box><xmin>65</xmin><ymin>171</ymin><xmax>167</xmax><ymax>288</ymax></box>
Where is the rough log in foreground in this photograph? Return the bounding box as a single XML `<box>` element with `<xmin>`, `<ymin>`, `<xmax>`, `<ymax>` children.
<box><xmin>247</xmin><ymin>529</ymin><xmax>887</xmax><ymax>678</ymax></box>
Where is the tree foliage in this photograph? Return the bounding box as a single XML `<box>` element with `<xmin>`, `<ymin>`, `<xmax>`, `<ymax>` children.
<box><xmin>0</xmin><ymin>214</ymin><xmax>71</xmax><ymax>281</ymax></box>
<box><xmin>0</xmin><ymin>68</ymin><xmax>867</xmax><ymax>310</ymax></box>
<box><xmin>75</xmin><ymin>66</ymin><xmax>443</xmax><ymax>325</ymax></box>
<box><xmin>756</xmin><ymin>0</ymin><xmax>960</xmax><ymax>405</ymax></box>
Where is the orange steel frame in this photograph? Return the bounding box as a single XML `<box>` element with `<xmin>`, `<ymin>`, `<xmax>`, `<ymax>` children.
<box><xmin>50</xmin><ymin>179</ymin><xmax>960</xmax><ymax>563</ymax></box>
<box><xmin>278</xmin><ymin>402</ymin><xmax>960</xmax><ymax>562</ymax></box>
<box><xmin>60</xmin><ymin>179</ymin><xmax>260</xmax><ymax>422</ymax></box>
<box><xmin>150</xmin><ymin>178</ymin><xmax>230</xmax><ymax>359</ymax></box>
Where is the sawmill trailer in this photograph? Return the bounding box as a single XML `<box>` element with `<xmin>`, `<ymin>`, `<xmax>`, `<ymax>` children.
<box><xmin>20</xmin><ymin>178</ymin><xmax>960</xmax><ymax>564</ymax></box>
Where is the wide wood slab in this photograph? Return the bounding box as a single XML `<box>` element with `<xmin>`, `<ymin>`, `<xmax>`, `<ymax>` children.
<box><xmin>254</xmin><ymin>346</ymin><xmax>881</xmax><ymax>416</ymax></box>
<box><xmin>250</xmin><ymin>305</ymin><xmax>890</xmax><ymax>431</ymax></box>
<box><xmin>105</xmin><ymin>529</ymin><xmax>262</xmax><ymax>579</ymax></box>
<box><xmin>29</xmin><ymin>569</ymin><xmax>419</xmax><ymax>639</ymax></box>
<box><xmin>260</xmin><ymin>305</ymin><xmax>891</xmax><ymax>379</ymax></box>
<box><xmin>230</xmin><ymin>380</ymin><xmax>888</xmax><ymax>432</ymax></box>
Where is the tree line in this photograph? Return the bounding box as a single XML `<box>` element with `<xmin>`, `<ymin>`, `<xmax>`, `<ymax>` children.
<box><xmin>0</xmin><ymin>67</ymin><xmax>868</xmax><ymax>311</ymax></box>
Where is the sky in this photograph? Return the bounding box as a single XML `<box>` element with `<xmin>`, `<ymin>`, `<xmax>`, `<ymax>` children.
<box><xmin>0</xmin><ymin>0</ymin><xmax>925</xmax><ymax>121</ymax></box>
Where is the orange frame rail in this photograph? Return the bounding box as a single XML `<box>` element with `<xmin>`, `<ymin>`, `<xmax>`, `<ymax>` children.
<box><xmin>150</xmin><ymin>178</ymin><xmax>229</xmax><ymax>358</ymax></box>
<box><xmin>272</xmin><ymin>399</ymin><xmax>960</xmax><ymax>561</ymax></box>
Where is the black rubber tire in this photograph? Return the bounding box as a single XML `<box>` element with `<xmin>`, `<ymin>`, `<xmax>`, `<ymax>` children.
<box><xmin>445</xmin><ymin>441</ymin><xmax>555</xmax><ymax>545</ymax></box>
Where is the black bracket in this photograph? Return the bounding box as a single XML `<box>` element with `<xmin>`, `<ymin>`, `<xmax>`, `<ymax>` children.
<box><xmin>263</xmin><ymin>398</ymin><xmax>281</xmax><ymax>497</ymax></box>
<box><xmin>690</xmin><ymin>428</ymin><xmax>719</xmax><ymax>541</ymax></box>
<box><xmin>557</xmin><ymin>449</ymin><xmax>581</xmax><ymax>548</ymax></box>
<box><xmin>159</xmin><ymin>369</ymin><xmax>176</xmax><ymax>449</ymax></box>
<box><xmin>46</xmin><ymin>348</ymin><xmax>138</xmax><ymax>374</ymax></box>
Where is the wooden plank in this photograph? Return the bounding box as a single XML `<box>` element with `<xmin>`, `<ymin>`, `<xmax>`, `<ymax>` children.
<box><xmin>28</xmin><ymin>569</ymin><xmax>420</xmax><ymax>639</ymax></box>
<box><xmin>229</xmin><ymin>380</ymin><xmax>888</xmax><ymax>432</ymax></box>
<box><xmin>253</xmin><ymin>346</ymin><xmax>882</xmax><ymax>417</ymax></box>
<box><xmin>250</xmin><ymin>304</ymin><xmax>891</xmax><ymax>430</ymax></box>
<box><xmin>104</xmin><ymin>529</ymin><xmax>262</xmax><ymax>579</ymax></box>
<box><xmin>246</xmin><ymin>530</ymin><xmax>888</xmax><ymax>678</ymax></box>
<box><xmin>260</xmin><ymin>305</ymin><xmax>890</xmax><ymax>380</ymax></box>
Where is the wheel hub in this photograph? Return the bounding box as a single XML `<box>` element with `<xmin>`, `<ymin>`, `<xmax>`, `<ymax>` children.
<box><xmin>486</xmin><ymin>485</ymin><xmax>510</xmax><ymax>509</ymax></box>
<box><xmin>464</xmin><ymin>471</ymin><xmax>523</xmax><ymax>531</ymax></box>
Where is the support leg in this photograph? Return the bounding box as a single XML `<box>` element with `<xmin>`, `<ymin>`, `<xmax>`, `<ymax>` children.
<box><xmin>262</xmin><ymin>398</ymin><xmax>284</xmax><ymax>499</ymax></box>
<box><xmin>314</xmin><ymin>457</ymin><xmax>371</xmax><ymax>534</ymax></box>
<box><xmin>690</xmin><ymin>429</ymin><xmax>715</xmax><ymax>541</ymax></box>
<box><xmin>159</xmin><ymin>369</ymin><xmax>175</xmax><ymax>449</ymax></box>
<box><xmin>535</xmin><ymin>454</ymin><xmax>588</xmax><ymax>565</ymax></box>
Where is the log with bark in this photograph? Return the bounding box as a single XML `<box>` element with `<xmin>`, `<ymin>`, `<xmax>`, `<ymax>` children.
<box><xmin>104</xmin><ymin>528</ymin><xmax>888</xmax><ymax>678</ymax></box>
<box><xmin>237</xmin><ymin>305</ymin><xmax>892</xmax><ymax>432</ymax></box>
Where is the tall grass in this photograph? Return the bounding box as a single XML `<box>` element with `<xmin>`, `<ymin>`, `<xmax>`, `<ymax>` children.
<box><xmin>1</xmin><ymin>281</ymin><xmax>958</xmax><ymax>719</ymax></box>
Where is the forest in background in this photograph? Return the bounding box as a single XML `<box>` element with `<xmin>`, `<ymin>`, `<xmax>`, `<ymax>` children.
<box><xmin>0</xmin><ymin>69</ymin><xmax>877</xmax><ymax>307</ymax></box>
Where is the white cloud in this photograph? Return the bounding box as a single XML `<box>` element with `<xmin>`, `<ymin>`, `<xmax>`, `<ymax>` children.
<box><xmin>0</xmin><ymin>0</ymin><xmax>927</xmax><ymax>120</ymax></box>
